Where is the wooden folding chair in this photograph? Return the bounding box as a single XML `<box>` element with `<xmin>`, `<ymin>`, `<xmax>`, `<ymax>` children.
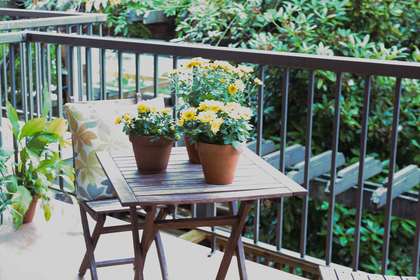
<box><xmin>65</xmin><ymin>97</ymin><xmax>169</xmax><ymax>280</ymax></box>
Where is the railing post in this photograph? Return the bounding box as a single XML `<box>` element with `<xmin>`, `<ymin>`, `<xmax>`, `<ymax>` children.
<box><xmin>325</xmin><ymin>72</ymin><xmax>343</xmax><ymax>265</ymax></box>
<box><xmin>382</xmin><ymin>78</ymin><xmax>403</xmax><ymax>274</ymax></box>
<box><xmin>276</xmin><ymin>67</ymin><xmax>290</xmax><ymax>251</ymax></box>
<box><xmin>352</xmin><ymin>76</ymin><xmax>372</xmax><ymax>271</ymax></box>
<box><xmin>300</xmin><ymin>70</ymin><xmax>315</xmax><ymax>257</ymax></box>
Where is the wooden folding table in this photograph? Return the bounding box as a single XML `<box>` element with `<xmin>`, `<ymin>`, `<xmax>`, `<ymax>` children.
<box><xmin>97</xmin><ymin>147</ymin><xmax>306</xmax><ymax>280</ymax></box>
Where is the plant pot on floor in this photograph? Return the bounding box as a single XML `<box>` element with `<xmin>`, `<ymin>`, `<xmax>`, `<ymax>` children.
<box><xmin>184</xmin><ymin>136</ymin><xmax>200</xmax><ymax>164</ymax></box>
<box><xmin>197</xmin><ymin>142</ymin><xmax>241</xmax><ymax>185</ymax></box>
<box><xmin>23</xmin><ymin>197</ymin><xmax>38</xmax><ymax>224</ymax></box>
<box><xmin>130</xmin><ymin>135</ymin><xmax>174</xmax><ymax>174</ymax></box>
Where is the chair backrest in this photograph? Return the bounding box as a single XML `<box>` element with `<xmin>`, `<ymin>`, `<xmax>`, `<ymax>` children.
<box><xmin>64</xmin><ymin>97</ymin><xmax>165</xmax><ymax>201</ymax></box>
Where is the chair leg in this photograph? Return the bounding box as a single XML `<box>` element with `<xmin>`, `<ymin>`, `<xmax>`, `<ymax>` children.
<box><xmin>79</xmin><ymin>205</ymin><xmax>99</xmax><ymax>280</ymax></box>
<box><xmin>79</xmin><ymin>213</ymin><xmax>106</xmax><ymax>276</ymax></box>
<box><xmin>155</xmin><ymin>232</ymin><xmax>169</xmax><ymax>280</ymax></box>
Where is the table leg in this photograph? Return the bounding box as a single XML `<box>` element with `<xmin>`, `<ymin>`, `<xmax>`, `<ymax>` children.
<box><xmin>155</xmin><ymin>208</ymin><xmax>169</xmax><ymax>280</ymax></box>
<box><xmin>230</xmin><ymin>202</ymin><xmax>248</xmax><ymax>280</ymax></box>
<box><xmin>138</xmin><ymin>206</ymin><xmax>158</xmax><ymax>279</ymax></box>
<box><xmin>130</xmin><ymin>206</ymin><xmax>143</xmax><ymax>280</ymax></box>
<box><xmin>216</xmin><ymin>201</ymin><xmax>252</xmax><ymax>280</ymax></box>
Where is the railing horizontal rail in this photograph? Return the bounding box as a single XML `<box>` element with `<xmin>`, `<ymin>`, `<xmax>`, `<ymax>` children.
<box><xmin>24</xmin><ymin>31</ymin><xmax>420</xmax><ymax>79</ymax></box>
<box><xmin>0</xmin><ymin>15</ymin><xmax>106</xmax><ymax>31</ymax></box>
<box><xmin>0</xmin><ymin>7</ymin><xmax>96</xmax><ymax>18</ymax></box>
<box><xmin>0</xmin><ymin>32</ymin><xmax>24</xmax><ymax>43</ymax></box>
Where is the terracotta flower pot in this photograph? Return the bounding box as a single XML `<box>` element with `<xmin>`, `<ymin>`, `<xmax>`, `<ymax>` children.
<box><xmin>197</xmin><ymin>142</ymin><xmax>241</xmax><ymax>185</ymax></box>
<box><xmin>130</xmin><ymin>135</ymin><xmax>174</xmax><ymax>174</ymax></box>
<box><xmin>23</xmin><ymin>197</ymin><xmax>38</xmax><ymax>224</ymax></box>
<box><xmin>184</xmin><ymin>136</ymin><xmax>200</xmax><ymax>164</ymax></box>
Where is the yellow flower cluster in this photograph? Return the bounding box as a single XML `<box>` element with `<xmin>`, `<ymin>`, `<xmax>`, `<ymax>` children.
<box><xmin>115</xmin><ymin>103</ymin><xmax>171</xmax><ymax>125</ymax></box>
<box><xmin>115</xmin><ymin>113</ymin><xmax>132</xmax><ymax>125</ymax></box>
<box><xmin>181</xmin><ymin>58</ymin><xmax>255</xmax><ymax>77</ymax></box>
<box><xmin>178</xmin><ymin>100</ymin><xmax>252</xmax><ymax>134</ymax></box>
<box><xmin>136</xmin><ymin>102</ymin><xmax>171</xmax><ymax>115</ymax></box>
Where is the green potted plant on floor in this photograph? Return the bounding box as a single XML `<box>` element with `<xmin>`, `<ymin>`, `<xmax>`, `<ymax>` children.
<box><xmin>0</xmin><ymin>102</ymin><xmax>74</xmax><ymax>228</ymax></box>
<box><xmin>169</xmin><ymin>58</ymin><xmax>261</xmax><ymax>164</ymax></box>
<box><xmin>179</xmin><ymin>100</ymin><xmax>253</xmax><ymax>184</ymax></box>
<box><xmin>116</xmin><ymin>102</ymin><xmax>179</xmax><ymax>174</ymax></box>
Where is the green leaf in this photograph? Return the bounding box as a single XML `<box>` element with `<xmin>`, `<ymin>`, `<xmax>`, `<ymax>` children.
<box><xmin>11</xmin><ymin>185</ymin><xmax>32</xmax><ymax>229</ymax></box>
<box><xmin>6</xmin><ymin>102</ymin><xmax>20</xmax><ymax>139</ymax></box>
<box><xmin>47</xmin><ymin>118</ymin><xmax>67</xmax><ymax>136</ymax></box>
<box><xmin>42</xmin><ymin>203</ymin><xmax>51</xmax><ymax>221</ymax></box>
<box><xmin>20</xmin><ymin>118</ymin><xmax>46</xmax><ymax>140</ymax></box>
<box><xmin>26</xmin><ymin>133</ymin><xmax>60</xmax><ymax>156</ymax></box>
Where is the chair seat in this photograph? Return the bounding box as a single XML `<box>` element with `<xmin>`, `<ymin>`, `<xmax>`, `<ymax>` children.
<box><xmin>319</xmin><ymin>266</ymin><xmax>417</xmax><ymax>280</ymax></box>
<box><xmin>86</xmin><ymin>199</ymin><xmax>129</xmax><ymax>215</ymax></box>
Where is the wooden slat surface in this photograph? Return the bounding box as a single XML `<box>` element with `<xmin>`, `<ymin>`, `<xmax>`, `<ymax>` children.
<box><xmin>98</xmin><ymin>147</ymin><xmax>306</xmax><ymax>206</ymax></box>
<box><xmin>319</xmin><ymin>266</ymin><xmax>418</xmax><ymax>280</ymax></box>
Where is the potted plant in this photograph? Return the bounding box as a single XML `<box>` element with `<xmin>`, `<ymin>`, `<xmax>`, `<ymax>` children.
<box><xmin>182</xmin><ymin>100</ymin><xmax>253</xmax><ymax>185</ymax></box>
<box><xmin>169</xmin><ymin>58</ymin><xmax>261</xmax><ymax>163</ymax></box>
<box><xmin>0</xmin><ymin>102</ymin><xmax>74</xmax><ymax>228</ymax></box>
<box><xmin>116</xmin><ymin>102</ymin><xmax>179</xmax><ymax>174</ymax></box>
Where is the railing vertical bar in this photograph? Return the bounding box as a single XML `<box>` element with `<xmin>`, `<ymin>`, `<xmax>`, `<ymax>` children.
<box><xmin>26</xmin><ymin>42</ymin><xmax>34</xmax><ymax>119</ymax></box>
<box><xmin>256</xmin><ymin>66</ymin><xmax>265</xmax><ymax>155</ymax></box>
<box><xmin>211</xmin><ymin>202</ymin><xmax>217</xmax><ymax>253</ymax></box>
<box><xmin>276</xmin><ymin>67</ymin><xmax>289</xmax><ymax>251</ymax></box>
<box><xmin>99</xmin><ymin>24</ymin><xmax>106</xmax><ymax>100</ymax></box>
<box><xmin>135</xmin><ymin>53</ymin><xmax>141</xmax><ymax>94</ymax></box>
<box><xmin>86</xmin><ymin>23</ymin><xmax>93</xmax><ymax>100</ymax></box>
<box><xmin>77</xmin><ymin>24</ymin><xmax>83</xmax><ymax>101</ymax></box>
<box><xmin>325</xmin><ymin>72</ymin><xmax>343</xmax><ymax>265</ymax></box>
<box><xmin>0</xmin><ymin>68</ymin><xmax>2</xmax><ymax>149</ymax></box>
<box><xmin>153</xmin><ymin>54</ymin><xmax>158</xmax><ymax>97</ymax></box>
<box><xmin>19</xmin><ymin>43</ymin><xmax>27</xmax><ymax>122</ymax></box>
<box><xmin>352</xmin><ymin>75</ymin><xmax>372</xmax><ymax>271</ymax></box>
<box><xmin>2</xmin><ymin>45</ymin><xmax>7</xmax><ymax>104</ymax></box>
<box><xmin>299</xmin><ymin>70</ymin><xmax>315</xmax><ymax>257</ymax></box>
<box><xmin>46</xmin><ymin>43</ymin><xmax>52</xmax><ymax>119</ymax></box>
<box><xmin>9</xmin><ymin>44</ymin><xmax>16</xmax><ymax>107</ymax></box>
<box><xmin>118</xmin><ymin>51</ymin><xmax>123</xmax><ymax>99</ymax></box>
<box><xmin>254</xmin><ymin>66</ymin><xmax>265</xmax><ymax>245</ymax></box>
<box><xmin>65</xmin><ymin>25</ymin><xmax>73</xmax><ymax>103</ymax></box>
<box><xmin>413</xmin><ymin>198</ymin><xmax>420</xmax><ymax>275</ymax></box>
<box><xmin>171</xmin><ymin>56</ymin><xmax>178</xmax><ymax>121</ymax></box>
<box><xmin>35</xmin><ymin>41</ymin><xmax>42</xmax><ymax>116</ymax></box>
<box><xmin>56</xmin><ymin>44</ymin><xmax>63</xmax><ymax>118</ymax></box>
<box><xmin>381</xmin><ymin>77</ymin><xmax>403</xmax><ymax>274</ymax></box>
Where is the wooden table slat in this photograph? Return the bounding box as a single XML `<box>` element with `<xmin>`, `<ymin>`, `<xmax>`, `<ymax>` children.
<box><xmin>99</xmin><ymin>147</ymin><xmax>306</xmax><ymax>206</ymax></box>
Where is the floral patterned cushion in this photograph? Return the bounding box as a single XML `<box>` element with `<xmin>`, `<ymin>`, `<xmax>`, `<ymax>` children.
<box><xmin>65</xmin><ymin>97</ymin><xmax>165</xmax><ymax>201</ymax></box>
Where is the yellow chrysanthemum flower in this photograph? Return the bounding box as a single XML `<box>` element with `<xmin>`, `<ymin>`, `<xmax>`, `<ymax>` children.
<box><xmin>123</xmin><ymin>113</ymin><xmax>131</xmax><ymax>122</ymax></box>
<box><xmin>161</xmin><ymin>108</ymin><xmax>172</xmax><ymax>115</ymax></box>
<box><xmin>181</xmin><ymin>108</ymin><xmax>197</xmax><ymax>121</ymax></box>
<box><xmin>186</xmin><ymin>59</ymin><xmax>203</xmax><ymax>69</ymax></box>
<box><xmin>197</xmin><ymin>111</ymin><xmax>217</xmax><ymax>123</ymax></box>
<box><xmin>114</xmin><ymin>116</ymin><xmax>122</xmax><ymax>125</ymax></box>
<box><xmin>228</xmin><ymin>83</ymin><xmax>238</xmax><ymax>95</ymax></box>
<box><xmin>234</xmin><ymin>80</ymin><xmax>245</xmax><ymax>91</ymax></box>
<box><xmin>137</xmin><ymin>103</ymin><xmax>149</xmax><ymax>113</ymax></box>
<box><xmin>149</xmin><ymin>106</ymin><xmax>158</xmax><ymax>113</ymax></box>
<box><xmin>198</xmin><ymin>102</ymin><xmax>209</xmax><ymax>111</ymax></box>
<box><xmin>210</xmin><ymin>118</ymin><xmax>224</xmax><ymax>134</ymax></box>
<box><xmin>177</xmin><ymin>118</ymin><xmax>184</xmax><ymax>127</ymax></box>
<box><xmin>254</xmin><ymin>78</ymin><xmax>263</xmax><ymax>85</ymax></box>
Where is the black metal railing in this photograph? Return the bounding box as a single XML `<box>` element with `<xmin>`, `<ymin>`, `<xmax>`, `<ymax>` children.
<box><xmin>0</xmin><ymin>18</ymin><xmax>419</xmax><ymax>278</ymax></box>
